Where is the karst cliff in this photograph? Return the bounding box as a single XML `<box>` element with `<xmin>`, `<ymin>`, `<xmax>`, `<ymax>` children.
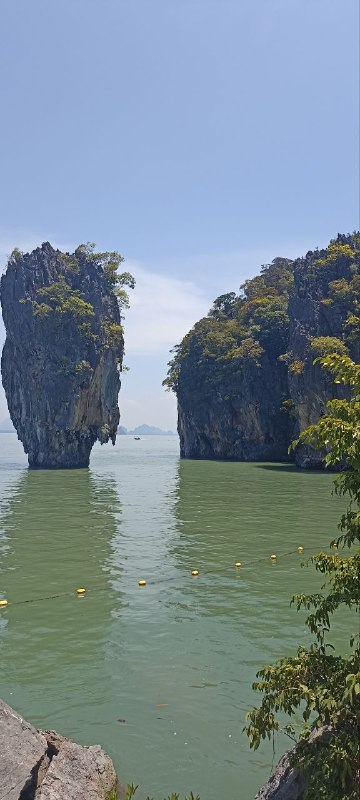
<box><xmin>164</xmin><ymin>233</ymin><xmax>360</xmax><ymax>467</ymax></box>
<box><xmin>1</xmin><ymin>242</ymin><xmax>133</xmax><ymax>468</ymax></box>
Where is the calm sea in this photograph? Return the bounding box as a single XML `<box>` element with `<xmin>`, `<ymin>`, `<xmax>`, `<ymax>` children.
<box><xmin>0</xmin><ymin>434</ymin><xmax>349</xmax><ymax>799</ymax></box>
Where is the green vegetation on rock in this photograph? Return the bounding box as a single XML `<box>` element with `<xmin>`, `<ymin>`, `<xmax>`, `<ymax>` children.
<box><xmin>164</xmin><ymin>256</ymin><xmax>294</xmax><ymax>393</ymax></box>
<box><xmin>15</xmin><ymin>242</ymin><xmax>135</xmax><ymax>351</ymax></box>
<box><xmin>288</xmin><ymin>359</ymin><xmax>305</xmax><ymax>375</ymax></box>
<box><xmin>165</xmin><ymin>235</ymin><xmax>359</xmax><ymax>393</ymax></box>
<box><xmin>310</xmin><ymin>336</ymin><xmax>348</xmax><ymax>357</ymax></box>
<box><xmin>315</xmin><ymin>241</ymin><xmax>356</xmax><ymax>267</ymax></box>
<box><xmin>33</xmin><ymin>279</ymin><xmax>96</xmax><ymax>320</ymax></box>
<box><xmin>20</xmin><ymin>245</ymin><xmax>135</xmax><ymax>320</ymax></box>
<box><xmin>74</xmin><ymin>242</ymin><xmax>136</xmax><ymax>309</ymax></box>
<box><xmin>164</xmin><ymin>232</ymin><xmax>360</xmax><ymax>465</ymax></box>
<box><xmin>102</xmin><ymin>321</ymin><xmax>124</xmax><ymax>349</ymax></box>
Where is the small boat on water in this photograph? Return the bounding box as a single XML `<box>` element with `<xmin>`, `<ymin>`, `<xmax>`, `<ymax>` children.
<box><xmin>134</xmin><ymin>436</ymin><xmax>141</xmax><ymax>440</ymax></box>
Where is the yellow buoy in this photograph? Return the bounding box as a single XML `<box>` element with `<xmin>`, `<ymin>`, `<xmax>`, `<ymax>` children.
<box><xmin>76</xmin><ymin>588</ymin><xmax>86</xmax><ymax>595</ymax></box>
<box><xmin>235</xmin><ymin>562</ymin><xmax>242</xmax><ymax>568</ymax></box>
<box><xmin>138</xmin><ymin>580</ymin><xmax>147</xmax><ymax>587</ymax></box>
<box><xmin>191</xmin><ymin>570</ymin><xmax>199</xmax><ymax>576</ymax></box>
<box><xmin>297</xmin><ymin>546</ymin><xmax>304</xmax><ymax>553</ymax></box>
<box><xmin>0</xmin><ymin>600</ymin><xmax>8</xmax><ymax>607</ymax></box>
<box><xmin>270</xmin><ymin>554</ymin><xmax>277</xmax><ymax>560</ymax></box>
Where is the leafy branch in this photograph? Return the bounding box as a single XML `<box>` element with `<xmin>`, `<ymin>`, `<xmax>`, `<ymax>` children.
<box><xmin>245</xmin><ymin>355</ymin><xmax>360</xmax><ymax>800</ymax></box>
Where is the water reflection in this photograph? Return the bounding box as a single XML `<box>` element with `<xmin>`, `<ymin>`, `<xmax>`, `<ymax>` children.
<box><xmin>0</xmin><ymin>468</ymin><xmax>123</xmax><ymax>737</ymax></box>
<box><xmin>170</xmin><ymin>458</ymin><xmax>341</xmax><ymax>631</ymax></box>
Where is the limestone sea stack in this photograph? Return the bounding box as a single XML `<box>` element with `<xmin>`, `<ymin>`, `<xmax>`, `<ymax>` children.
<box><xmin>165</xmin><ymin>233</ymin><xmax>360</xmax><ymax>467</ymax></box>
<box><xmin>1</xmin><ymin>242</ymin><xmax>132</xmax><ymax>468</ymax></box>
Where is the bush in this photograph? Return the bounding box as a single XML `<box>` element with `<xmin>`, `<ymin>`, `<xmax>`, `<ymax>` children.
<box><xmin>316</xmin><ymin>242</ymin><xmax>355</xmax><ymax>267</ymax></box>
<box><xmin>310</xmin><ymin>336</ymin><xmax>348</xmax><ymax>357</ymax></box>
<box><xmin>288</xmin><ymin>359</ymin><xmax>305</xmax><ymax>375</ymax></box>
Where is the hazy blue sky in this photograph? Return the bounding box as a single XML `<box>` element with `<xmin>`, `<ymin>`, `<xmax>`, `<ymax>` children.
<box><xmin>0</xmin><ymin>0</ymin><xmax>358</xmax><ymax>430</ymax></box>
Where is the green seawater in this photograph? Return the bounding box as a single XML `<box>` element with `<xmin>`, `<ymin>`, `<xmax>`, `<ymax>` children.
<box><xmin>0</xmin><ymin>434</ymin><xmax>351</xmax><ymax>799</ymax></box>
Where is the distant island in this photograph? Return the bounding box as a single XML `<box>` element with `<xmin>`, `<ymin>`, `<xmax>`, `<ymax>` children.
<box><xmin>119</xmin><ymin>424</ymin><xmax>176</xmax><ymax>435</ymax></box>
<box><xmin>0</xmin><ymin>418</ymin><xmax>176</xmax><ymax>436</ymax></box>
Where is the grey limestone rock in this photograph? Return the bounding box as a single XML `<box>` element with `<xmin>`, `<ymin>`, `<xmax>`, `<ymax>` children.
<box><xmin>0</xmin><ymin>698</ymin><xmax>48</xmax><ymax>800</ymax></box>
<box><xmin>255</xmin><ymin>725</ymin><xmax>335</xmax><ymax>799</ymax></box>
<box><xmin>254</xmin><ymin>748</ymin><xmax>306</xmax><ymax>800</ymax></box>
<box><xmin>0</xmin><ymin>698</ymin><xmax>122</xmax><ymax>799</ymax></box>
<box><xmin>177</xmin><ymin>351</ymin><xmax>292</xmax><ymax>462</ymax></box>
<box><xmin>1</xmin><ymin>243</ymin><xmax>124</xmax><ymax>468</ymax></box>
<box><xmin>174</xmin><ymin>234</ymin><xmax>359</xmax><ymax>467</ymax></box>
<box><xmin>36</xmin><ymin>740</ymin><xmax>118</xmax><ymax>800</ymax></box>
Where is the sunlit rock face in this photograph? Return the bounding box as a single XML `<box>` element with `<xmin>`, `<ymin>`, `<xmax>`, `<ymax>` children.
<box><xmin>0</xmin><ymin>697</ymin><xmax>121</xmax><ymax>799</ymax></box>
<box><xmin>1</xmin><ymin>242</ymin><xmax>124</xmax><ymax>468</ymax></box>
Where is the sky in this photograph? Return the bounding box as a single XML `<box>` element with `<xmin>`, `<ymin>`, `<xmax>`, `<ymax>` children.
<box><xmin>0</xmin><ymin>0</ymin><xmax>358</xmax><ymax>430</ymax></box>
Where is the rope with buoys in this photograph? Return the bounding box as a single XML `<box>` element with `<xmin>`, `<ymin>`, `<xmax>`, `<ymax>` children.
<box><xmin>0</xmin><ymin>542</ymin><xmax>343</xmax><ymax>608</ymax></box>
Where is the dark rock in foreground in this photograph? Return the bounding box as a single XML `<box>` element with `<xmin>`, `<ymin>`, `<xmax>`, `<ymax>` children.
<box><xmin>255</xmin><ymin>748</ymin><xmax>306</xmax><ymax>800</ymax></box>
<box><xmin>255</xmin><ymin>725</ymin><xmax>335</xmax><ymax>799</ymax></box>
<box><xmin>0</xmin><ymin>698</ymin><xmax>123</xmax><ymax>799</ymax></box>
<box><xmin>1</xmin><ymin>243</ymin><xmax>125</xmax><ymax>468</ymax></box>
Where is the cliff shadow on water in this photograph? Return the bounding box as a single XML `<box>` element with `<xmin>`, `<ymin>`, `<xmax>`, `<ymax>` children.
<box><xmin>0</xmin><ymin>467</ymin><xmax>124</xmax><ymax>744</ymax></box>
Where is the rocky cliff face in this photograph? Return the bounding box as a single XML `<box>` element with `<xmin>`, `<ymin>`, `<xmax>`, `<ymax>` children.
<box><xmin>166</xmin><ymin>234</ymin><xmax>360</xmax><ymax>466</ymax></box>
<box><xmin>177</xmin><ymin>347</ymin><xmax>292</xmax><ymax>462</ymax></box>
<box><xmin>1</xmin><ymin>243</ymin><xmax>127</xmax><ymax>468</ymax></box>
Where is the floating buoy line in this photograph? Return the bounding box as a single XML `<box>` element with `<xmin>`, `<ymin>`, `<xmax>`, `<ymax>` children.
<box><xmin>0</xmin><ymin>543</ymin><xmax>344</xmax><ymax>609</ymax></box>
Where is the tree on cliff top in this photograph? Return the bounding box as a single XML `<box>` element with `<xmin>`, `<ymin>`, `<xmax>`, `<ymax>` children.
<box><xmin>74</xmin><ymin>242</ymin><xmax>136</xmax><ymax>311</ymax></box>
<box><xmin>163</xmin><ymin>255</ymin><xmax>295</xmax><ymax>392</ymax></box>
<box><xmin>246</xmin><ymin>353</ymin><xmax>360</xmax><ymax>800</ymax></box>
<box><xmin>163</xmin><ymin>233</ymin><xmax>360</xmax><ymax>395</ymax></box>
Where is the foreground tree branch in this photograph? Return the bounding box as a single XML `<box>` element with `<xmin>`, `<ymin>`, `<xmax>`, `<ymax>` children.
<box><xmin>246</xmin><ymin>355</ymin><xmax>360</xmax><ymax>800</ymax></box>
